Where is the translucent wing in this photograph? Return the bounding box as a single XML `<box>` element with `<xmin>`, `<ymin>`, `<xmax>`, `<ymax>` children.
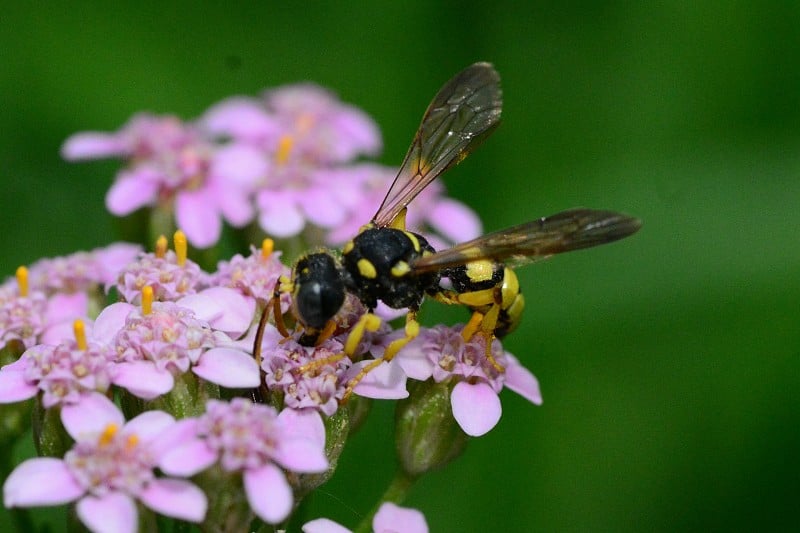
<box><xmin>372</xmin><ymin>62</ymin><xmax>503</xmax><ymax>227</ymax></box>
<box><xmin>411</xmin><ymin>208</ymin><xmax>642</xmax><ymax>272</ymax></box>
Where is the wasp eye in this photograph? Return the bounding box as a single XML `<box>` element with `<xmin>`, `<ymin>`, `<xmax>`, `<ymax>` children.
<box><xmin>295</xmin><ymin>279</ymin><xmax>345</xmax><ymax>330</ymax></box>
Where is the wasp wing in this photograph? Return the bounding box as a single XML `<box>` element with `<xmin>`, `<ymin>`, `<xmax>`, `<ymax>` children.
<box><xmin>372</xmin><ymin>62</ymin><xmax>503</xmax><ymax>227</ymax></box>
<box><xmin>410</xmin><ymin>208</ymin><xmax>642</xmax><ymax>272</ymax></box>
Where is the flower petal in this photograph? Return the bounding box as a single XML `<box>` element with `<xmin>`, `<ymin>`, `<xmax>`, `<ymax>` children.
<box><xmin>179</xmin><ymin>287</ymin><xmax>254</xmax><ymax>337</ymax></box>
<box><xmin>61</xmin><ymin>392</ymin><xmax>124</xmax><ymax>439</ymax></box>
<box><xmin>302</xmin><ymin>518</ymin><xmax>352</xmax><ymax>533</ymax></box>
<box><xmin>61</xmin><ymin>132</ymin><xmax>126</xmax><ymax>160</ymax></box>
<box><xmin>193</xmin><ymin>347</ymin><xmax>260</xmax><ymax>388</ymax></box>
<box><xmin>298</xmin><ymin>186</ymin><xmax>345</xmax><ymax>227</ymax></box>
<box><xmin>257</xmin><ymin>191</ymin><xmax>305</xmax><ymax>237</ymax></box>
<box><xmin>504</xmin><ymin>354</ymin><xmax>543</xmax><ymax>405</ymax></box>
<box><xmin>112</xmin><ymin>361</ymin><xmax>174</xmax><ymax>399</ymax></box>
<box><xmin>349</xmin><ymin>360</ymin><xmax>409</xmax><ymax>400</ymax></box>
<box><xmin>139</xmin><ymin>478</ymin><xmax>207</xmax><ymax>523</ymax></box>
<box><xmin>159</xmin><ymin>438</ymin><xmax>217</xmax><ymax>477</ymax></box>
<box><xmin>277</xmin><ymin>408</ymin><xmax>326</xmax><ymax>447</ymax></box>
<box><xmin>176</xmin><ymin>189</ymin><xmax>221</xmax><ymax>249</ymax></box>
<box><xmin>428</xmin><ymin>198</ymin><xmax>482</xmax><ymax>243</ymax></box>
<box><xmin>244</xmin><ymin>463</ymin><xmax>293</xmax><ymax>524</ymax></box>
<box><xmin>373</xmin><ymin>502</ymin><xmax>429</xmax><ymax>533</ymax></box>
<box><xmin>450</xmin><ymin>381</ymin><xmax>502</xmax><ymax>437</ymax></box>
<box><xmin>4</xmin><ymin>458</ymin><xmax>83</xmax><ymax>507</ymax></box>
<box><xmin>123</xmin><ymin>410</ymin><xmax>175</xmax><ymax>444</ymax></box>
<box><xmin>273</xmin><ymin>436</ymin><xmax>328</xmax><ymax>473</ymax></box>
<box><xmin>106</xmin><ymin>169</ymin><xmax>159</xmax><ymax>215</ymax></box>
<box><xmin>92</xmin><ymin>302</ymin><xmax>134</xmax><ymax>344</ymax></box>
<box><xmin>210</xmin><ymin>143</ymin><xmax>267</xmax><ymax>186</ymax></box>
<box><xmin>0</xmin><ymin>366</ymin><xmax>38</xmax><ymax>403</ymax></box>
<box><xmin>77</xmin><ymin>492</ymin><xmax>137</xmax><ymax>533</ymax></box>
<box><xmin>201</xmin><ymin>97</ymin><xmax>279</xmax><ymax>140</ymax></box>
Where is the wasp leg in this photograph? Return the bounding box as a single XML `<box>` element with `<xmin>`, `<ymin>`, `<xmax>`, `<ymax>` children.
<box><xmin>315</xmin><ymin>320</ymin><xmax>338</xmax><ymax>345</ymax></box>
<box><xmin>341</xmin><ymin>311</ymin><xmax>420</xmax><ymax>402</ymax></box>
<box><xmin>344</xmin><ymin>312</ymin><xmax>383</xmax><ymax>356</ymax></box>
<box><xmin>434</xmin><ymin>289</ymin><xmax>505</xmax><ymax>373</ymax></box>
<box><xmin>476</xmin><ymin>304</ymin><xmax>505</xmax><ymax>373</ymax></box>
<box><xmin>297</xmin><ymin>351</ymin><xmax>347</xmax><ymax>374</ymax></box>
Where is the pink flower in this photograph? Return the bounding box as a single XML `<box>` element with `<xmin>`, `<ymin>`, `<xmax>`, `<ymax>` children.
<box><xmin>159</xmin><ymin>399</ymin><xmax>327</xmax><ymax>524</ymax></box>
<box><xmin>114</xmin><ymin>250</ymin><xmax>206</xmax><ymax>304</ymax></box>
<box><xmin>104</xmin><ymin>299</ymin><xmax>258</xmax><ymax>399</ymax></box>
<box><xmin>210</xmin><ymin>244</ymin><xmax>290</xmax><ymax>304</ymax></box>
<box><xmin>3</xmin><ymin>394</ymin><xmax>207</xmax><ymax>533</ymax></box>
<box><xmin>303</xmin><ymin>502</ymin><xmax>428</xmax><ymax>533</ymax></box>
<box><xmin>0</xmin><ymin>336</ymin><xmax>115</xmax><ymax>409</ymax></box>
<box><xmin>397</xmin><ymin>325</ymin><xmax>542</xmax><ymax>436</ymax></box>
<box><xmin>63</xmin><ymin>114</ymin><xmax>265</xmax><ymax>248</ymax></box>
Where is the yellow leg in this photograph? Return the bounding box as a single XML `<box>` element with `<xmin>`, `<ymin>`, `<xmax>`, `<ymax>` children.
<box><xmin>297</xmin><ymin>351</ymin><xmax>346</xmax><ymax>374</ymax></box>
<box><xmin>344</xmin><ymin>312</ymin><xmax>382</xmax><ymax>356</ymax></box>
<box><xmin>341</xmin><ymin>312</ymin><xmax>420</xmax><ymax>402</ymax></box>
<box><xmin>478</xmin><ymin>304</ymin><xmax>505</xmax><ymax>373</ymax></box>
<box><xmin>315</xmin><ymin>320</ymin><xmax>337</xmax><ymax>345</ymax></box>
<box><xmin>461</xmin><ymin>311</ymin><xmax>485</xmax><ymax>342</ymax></box>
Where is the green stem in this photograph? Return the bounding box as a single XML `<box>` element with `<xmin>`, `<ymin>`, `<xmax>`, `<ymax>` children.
<box><xmin>353</xmin><ymin>469</ymin><xmax>416</xmax><ymax>533</ymax></box>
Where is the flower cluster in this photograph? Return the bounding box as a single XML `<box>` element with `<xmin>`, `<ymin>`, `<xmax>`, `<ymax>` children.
<box><xmin>1</xmin><ymin>75</ymin><xmax>546</xmax><ymax>533</ymax></box>
<box><xmin>62</xmin><ymin>84</ymin><xmax>480</xmax><ymax>249</ymax></box>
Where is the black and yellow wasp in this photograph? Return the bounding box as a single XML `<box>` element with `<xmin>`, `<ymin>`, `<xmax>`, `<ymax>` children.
<box><xmin>258</xmin><ymin>62</ymin><xmax>640</xmax><ymax>397</ymax></box>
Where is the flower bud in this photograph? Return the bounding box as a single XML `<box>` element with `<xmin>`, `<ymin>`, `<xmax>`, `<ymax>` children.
<box><xmin>394</xmin><ymin>379</ymin><xmax>468</xmax><ymax>478</ymax></box>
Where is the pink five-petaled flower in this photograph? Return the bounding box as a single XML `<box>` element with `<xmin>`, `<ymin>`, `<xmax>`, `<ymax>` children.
<box><xmin>396</xmin><ymin>324</ymin><xmax>543</xmax><ymax>437</ymax></box>
<box><xmin>302</xmin><ymin>502</ymin><xmax>429</xmax><ymax>533</ymax></box>
<box><xmin>158</xmin><ymin>398</ymin><xmax>328</xmax><ymax>524</ymax></box>
<box><xmin>3</xmin><ymin>394</ymin><xmax>207</xmax><ymax>533</ymax></box>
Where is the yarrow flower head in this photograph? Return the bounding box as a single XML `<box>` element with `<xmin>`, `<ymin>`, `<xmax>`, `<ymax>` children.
<box><xmin>63</xmin><ymin>113</ymin><xmax>265</xmax><ymax>248</ymax></box>
<box><xmin>262</xmin><ymin>331</ymin><xmax>350</xmax><ymax>416</ymax></box>
<box><xmin>3</xmin><ymin>394</ymin><xmax>207</xmax><ymax>533</ymax></box>
<box><xmin>104</xmin><ymin>294</ymin><xmax>258</xmax><ymax>400</ymax></box>
<box><xmin>159</xmin><ymin>399</ymin><xmax>327</xmax><ymax>524</ymax></box>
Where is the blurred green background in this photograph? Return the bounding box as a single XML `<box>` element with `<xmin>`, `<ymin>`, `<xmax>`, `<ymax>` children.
<box><xmin>1</xmin><ymin>2</ymin><xmax>798</xmax><ymax>531</ymax></box>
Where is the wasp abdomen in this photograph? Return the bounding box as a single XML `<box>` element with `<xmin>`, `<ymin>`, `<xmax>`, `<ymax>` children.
<box><xmin>342</xmin><ymin>227</ymin><xmax>439</xmax><ymax>310</ymax></box>
<box><xmin>445</xmin><ymin>262</ymin><xmax>524</xmax><ymax>338</ymax></box>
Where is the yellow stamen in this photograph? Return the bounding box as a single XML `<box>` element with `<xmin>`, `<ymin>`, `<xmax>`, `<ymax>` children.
<box><xmin>155</xmin><ymin>235</ymin><xmax>168</xmax><ymax>258</ymax></box>
<box><xmin>276</xmin><ymin>134</ymin><xmax>293</xmax><ymax>165</ymax></box>
<box><xmin>15</xmin><ymin>266</ymin><xmax>28</xmax><ymax>297</ymax></box>
<box><xmin>126</xmin><ymin>434</ymin><xmax>139</xmax><ymax>451</ymax></box>
<box><xmin>173</xmin><ymin>230</ymin><xmax>187</xmax><ymax>266</ymax></box>
<box><xmin>73</xmin><ymin>319</ymin><xmax>88</xmax><ymax>350</ymax></box>
<box><xmin>142</xmin><ymin>286</ymin><xmax>153</xmax><ymax>315</ymax></box>
<box><xmin>261</xmin><ymin>238</ymin><xmax>274</xmax><ymax>260</ymax></box>
<box><xmin>99</xmin><ymin>423</ymin><xmax>118</xmax><ymax>447</ymax></box>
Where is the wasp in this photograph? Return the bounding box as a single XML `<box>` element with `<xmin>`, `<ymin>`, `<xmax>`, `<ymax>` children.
<box><xmin>256</xmin><ymin>62</ymin><xmax>641</xmax><ymax>399</ymax></box>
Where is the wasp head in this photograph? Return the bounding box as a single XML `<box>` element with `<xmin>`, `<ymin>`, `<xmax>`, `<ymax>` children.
<box><xmin>291</xmin><ymin>252</ymin><xmax>346</xmax><ymax>330</ymax></box>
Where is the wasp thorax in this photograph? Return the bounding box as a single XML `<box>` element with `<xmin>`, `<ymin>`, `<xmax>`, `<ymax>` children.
<box><xmin>292</xmin><ymin>253</ymin><xmax>345</xmax><ymax>329</ymax></box>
